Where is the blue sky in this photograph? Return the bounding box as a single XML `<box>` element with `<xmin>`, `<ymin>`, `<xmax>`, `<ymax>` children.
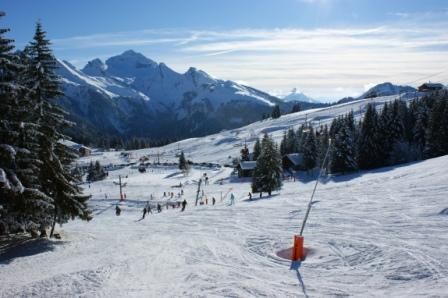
<box><xmin>2</xmin><ymin>0</ymin><xmax>448</xmax><ymax>100</ymax></box>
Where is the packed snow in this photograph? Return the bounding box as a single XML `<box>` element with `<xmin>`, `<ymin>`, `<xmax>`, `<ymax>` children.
<box><xmin>1</xmin><ymin>151</ymin><xmax>447</xmax><ymax>297</ymax></box>
<box><xmin>1</xmin><ymin>91</ymin><xmax>447</xmax><ymax>297</ymax></box>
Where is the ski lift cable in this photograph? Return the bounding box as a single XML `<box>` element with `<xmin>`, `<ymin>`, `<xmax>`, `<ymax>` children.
<box><xmin>299</xmin><ymin>138</ymin><xmax>332</xmax><ymax>236</ymax></box>
<box><xmin>404</xmin><ymin>68</ymin><xmax>448</xmax><ymax>86</ymax></box>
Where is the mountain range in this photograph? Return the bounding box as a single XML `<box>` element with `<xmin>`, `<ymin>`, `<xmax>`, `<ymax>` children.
<box><xmin>56</xmin><ymin>50</ymin><xmax>326</xmax><ymax>143</ymax></box>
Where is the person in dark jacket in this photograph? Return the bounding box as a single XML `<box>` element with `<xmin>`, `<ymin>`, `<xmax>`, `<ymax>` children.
<box><xmin>142</xmin><ymin>207</ymin><xmax>147</xmax><ymax>219</ymax></box>
<box><xmin>115</xmin><ymin>205</ymin><xmax>121</xmax><ymax>216</ymax></box>
<box><xmin>181</xmin><ymin>199</ymin><xmax>187</xmax><ymax>212</ymax></box>
<box><xmin>157</xmin><ymin>203</ymin><xmax>162</xmax><ymax>213</ymax></box>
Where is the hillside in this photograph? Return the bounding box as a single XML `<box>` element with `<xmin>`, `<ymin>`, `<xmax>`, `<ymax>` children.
<box><xmin>78</xmin><ymin>90</ymin><xmax>421</xmax><ymax>166</ymax></box>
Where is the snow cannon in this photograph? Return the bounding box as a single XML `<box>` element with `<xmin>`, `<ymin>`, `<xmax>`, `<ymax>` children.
<box><xmin>292</xmin><ymin>235</ymin><xmax>305</xmax><ymax>261</ymax></box>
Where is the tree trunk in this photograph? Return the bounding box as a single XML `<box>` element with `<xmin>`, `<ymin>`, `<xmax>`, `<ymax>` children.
<box><xmin>49</xmin><ymin>206</ymin><xmax>57</xmax><ymax>238</ymax></box>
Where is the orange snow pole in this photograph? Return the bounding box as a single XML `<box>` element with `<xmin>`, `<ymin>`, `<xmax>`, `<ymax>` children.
<box><xmin>291</xmin><ymin>235</ymin><xmax>304</xmax><ymax>261</ymax></box>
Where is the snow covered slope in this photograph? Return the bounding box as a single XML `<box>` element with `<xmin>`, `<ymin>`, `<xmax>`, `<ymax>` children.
<box><xmin>359</xmin><ymin>82</ymin><xmax>416</xmax><ymax>99</ymax></box>
<box><xmin>75</xmin><ymin>91</ymin><xmax>420</xmax><ymax>167</ymax></box>
<box><xmin>1</xmin><ymin>152</ymin><xmax>447</xmax><ymax>297</ymax></box>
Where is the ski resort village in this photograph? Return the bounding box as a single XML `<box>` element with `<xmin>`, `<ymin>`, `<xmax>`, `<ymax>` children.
<box><xmin>1</xmin><ymin>1</ymin><xmax>448</xmax><ymax>297</ymax></box>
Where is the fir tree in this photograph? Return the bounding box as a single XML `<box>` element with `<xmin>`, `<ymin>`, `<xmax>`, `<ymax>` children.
<box><xmin>329</xmin><ymin>116</ymin><xmax>357</xmax><ymax>173</ymax></box>
<box><xmin>357</xmin><ymin>104</ymin><xmax>382</xmax><ymax>169</ymax></box>
<box><xmin>0</xmin><ymin>12</ymin><xmax>53</xmax><ymax>234</ymax></box>
<box><xmin>425</xmin><ymin>98</ymin><xmax>447</xmax><ymax>158</ymax></box>
<box><xmin>271</xmin><ymin>105</ymin><xmax>281</xmax><ymax>119</ymax></box>
<box><xmin>87</xmin><ymin>160</ymin><xmax>106</xmax><ymax>182</ymax></box>
<box><xmin>280</xmin><ymin>131</ymin><xmax>287</xmax><ymax>156</ymax></box>
<box><xmin>23</xmin><ymin>22</ymin><xmax>91</xmax><ymax>237</ymax></box>
<box><xmin>251</xmin><ymin>134</ymin><xmax>282</xmax><ymax>195</ymax></box>
<box><xmin>291</xmin><ymin>103</ymin><xmax>301</xmax><ymax>113</ymax></box>
<box><xmin>302</xmin><ymin>126</ymin><xmax>317</xmax><ymax>171</ymax></box>
<box><xmin>316</xmin><ymin>125</ymin><xmax>329</xmax><ymax>168</ymax></box>
<box><xmin>178</xmin><ymin>151</ymin><xmax>188</xmax><ymax>173</ymax></box>
<box><xmin>253</xmin><ymin>138</ymin><xmax>261</xmax><ymax>161</ymax></box>
<box><xmin>285</xmin><ymin>128</ymin><xmax>297</xmax><ymax>154</ymax></box>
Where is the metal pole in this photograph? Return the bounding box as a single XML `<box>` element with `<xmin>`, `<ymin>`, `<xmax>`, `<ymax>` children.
<box><xmin>195</xmin><ymin>178</ymin><xmax>202</xmax><ymax>206</ymax></box>
<box><xmin>119</xmin><ymin>175</ymin><xmax>123</xmax><ymax>200</ymax></box>
<box><xmin>299</xmin><ymin>139</ymin><xmax>332</xmax><ymax>236</ymax></box>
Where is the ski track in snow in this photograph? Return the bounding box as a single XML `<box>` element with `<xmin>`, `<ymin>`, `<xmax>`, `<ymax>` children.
<box><xmin>1</xmin><ymin>155</ymin><xmax>448</xmax><ymax>297</ymax></box>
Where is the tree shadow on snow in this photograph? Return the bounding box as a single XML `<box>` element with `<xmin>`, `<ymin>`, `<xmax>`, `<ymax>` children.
<box><xmin>0</xmin><ymin>236</ymin><xmax>65</xmax><ymax>264</ymax></box>
<box><xmin>297</xmin><ymin>159</ymin><xmax>425</xmax><ymax>185</ymax></box>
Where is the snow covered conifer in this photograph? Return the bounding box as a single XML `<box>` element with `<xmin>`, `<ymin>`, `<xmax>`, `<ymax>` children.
<box><xmin>329</xmin><ymin>115</ymin><xmax>357</xmax><ymax>174</ymax></box>
<box><xmin>253</xmin><ymin>138</ymin><xmax>261</xmax><ymax>161</ymax></box>
<box><xmin>23</xmin><ymin>22</ymin><xmax>91</xmax><ymax>237</ymax></box>
<box><xmin>424</xmin><ymin>98</ymin><xmax>447</xmax><ymax>158</ymax></box>
<box><xmin>251</xmin><ymin>134</ymin><xmax>282</xmax><ymax>195</ymax></box>
<box><xmin>357</xmin><ymin>104</ymin><xmax>382</xmax><ymax>169</ymax></box>
<box><xmin>302</xmin><ymin>126</ymin><xmax>317</xmax><ymax>171</ymax></box>
<box><xmin>178</xmin><ymin>150</ymin><xmax>189</xmax><ymax>173</ymax></box>
<box><xmin>271</xmin><ymin>104</ymin><xmax>281</xmax><ymax>119</ymax></box>
<box><xmin>0</xmin><ymin>12</ymin><xmax>53</xmax><ymax>234</ymax></box>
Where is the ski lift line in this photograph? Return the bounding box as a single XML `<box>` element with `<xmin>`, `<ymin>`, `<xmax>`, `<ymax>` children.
<box><xmin>299</xmin><ymin>138</ymin><xmax>332</xmax><ymax>236</ymax></box>
<box><xmin>404</xmin><ymin>68</ymin><xmax>448</xmax><ymax>85</ymax></box>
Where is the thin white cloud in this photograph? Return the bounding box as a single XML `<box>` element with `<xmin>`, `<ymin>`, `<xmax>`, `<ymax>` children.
<box><xmin>54</xmin><ymin>18</ymin><xmax>448</xmax><ymax>100</ymax></box>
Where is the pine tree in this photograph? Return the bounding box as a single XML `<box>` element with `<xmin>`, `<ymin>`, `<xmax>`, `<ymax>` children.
<box><xmin>357</xmin><ymin>104</ymin><xmax>382</xmax><ymax>169</ymax></box>
<box><xmin>291</xmin><ymin>103</ymin><xmax>301</xmax><ymax>113</ymax></box>
<box><xmin>424</xmin><ymin>98</ymin><xmax>447</xmax><ymax>158</ymax></box>
<box><xmin>23</xmin><ymin>22</ymin><xmax>91</xmax><ymax>237</ymax></box>
<box><xmin>316</xmin><ymin>125</ymin><xmax>329</xmax><ymax>168</ymax></box>
<box><xmin>253</xmin><ymin>138</ymin><xmax>261</xmax><ymax>161</ymax></box>
<box><xmin>178</xmin><ymin>151</ymin><xmax>188</xmax><ymax>173</ymax></box>
<box><xmin>251</xmin><ymin>134</ymin><xmax>282</xmax><ymax>195</ymax></box>
<box><xmin>87</xmin><ymin>160</ymin><xmax>106</xmax><ymax>182</ymax></box>
<box><xmin>329</xmin><ymin>116</ymin><xmax>357</xmax><ymax>173</ymax></box>
<box><xmin>286</xmin><ymin>128</ymin><xmax>297</xmax><ymax>154</ymax></box>
<box><xmin>0</xmin><ymin>12</ymin><xmax>53</xmax><ymax>234</ymax></box>
<box><xmin>302</xmin><ymin>126</ymin><xmax>317</xmax><ymax>171</ymax></box>
<box><xmin>271</xmin><ymin>105</ymin><xmax>281</xmax><ymax>119</ymax></box>
<box><xmin>280</xmin><ymin>131</ymin><xmax>287</xmax><ymax>156</ymax></box>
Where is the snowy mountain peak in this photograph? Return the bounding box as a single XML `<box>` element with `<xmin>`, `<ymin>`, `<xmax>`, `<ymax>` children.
<box><xmin>184</xmin><ymin>66</ymin><xmax>216</xmax><ymax>86</ymax></box>
<box><xmin>82</xmin><ymin>58</ymin><xmax>107</xmax><ymax>76</ymax></box>
<box><xmin>282</xmin><ymin>88</ymin><xmax>318</xmax><ymax>103</ymax></box>
<box><xmin>359</xmin><ymin>82</ymin><xmax>416</xmax><ymax>99</ymax></box>
<box><xmin>105</xmin><ymin>50</ymin><xmax>158</xmax><ymax>77</ymax></box>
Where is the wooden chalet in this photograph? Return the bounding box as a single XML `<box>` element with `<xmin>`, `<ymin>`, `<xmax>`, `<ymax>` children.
<box><xmin>237</xmin><ymin>161</ymin><xmax>257</xmax><ymax>177</ymax></box>
<box><xmin>282</xmin><ymin>153</ymin><xmax>303</xmax><ymax>171</ymax></box>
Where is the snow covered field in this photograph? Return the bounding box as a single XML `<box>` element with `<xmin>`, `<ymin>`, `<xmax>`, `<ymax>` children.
<box><xmin>1</xmin><ymin>152</ymin><xmax>447</xmax><ymax>297</ymax></box>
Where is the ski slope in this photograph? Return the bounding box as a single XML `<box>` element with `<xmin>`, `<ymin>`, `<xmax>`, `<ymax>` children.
<box><xmin>76</xmin><ymin>91</ymin><xmax>423</xmax><ymax>167</ymax></box>
<box><xmin>1</xmin><ymin>153</ymin><xmax>447</xmax><ymax>297</ymax></box>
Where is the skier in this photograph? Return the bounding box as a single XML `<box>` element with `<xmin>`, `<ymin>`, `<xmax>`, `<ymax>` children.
<box><xmin>146</xmin><ymin>202</ymin><xmax>153</xmax><ymax>214</ymax></box>
<box><xmin>115</xmin><ymin>205</ymin><xmax>121</xmax><ymax>216</ymax></box>
<box><xmin>229</xmin><ymin>193</ymin><xmax>235</xmax><ymax>205</ymax></box>
<box><xmin>142</xmin><ymin>207</ymin><xmax>147</xmax><ymax>219</ymax></box>
<box><xmin>248</xmin><ymin>192</ymin><xmax>252</xmax><ymax>200</ymax></box>
<box><xmin>157</xmin><ymin>203</ymin><xmax>162</xmax><ymax>213</ymax></box>
<box><xmin>181</xmin><ymin>189</ymin><xmax>184</xmax><ymax>195</ymax></box>
<box><xmin>212</xmin><ymin>197</ymin><xmax>216</xmax><ymax>205</ymax></box>
<box><xmin>181</xmin><ymin>199</ymin><xmax>187</xmax><ymax>212</ymax></box>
